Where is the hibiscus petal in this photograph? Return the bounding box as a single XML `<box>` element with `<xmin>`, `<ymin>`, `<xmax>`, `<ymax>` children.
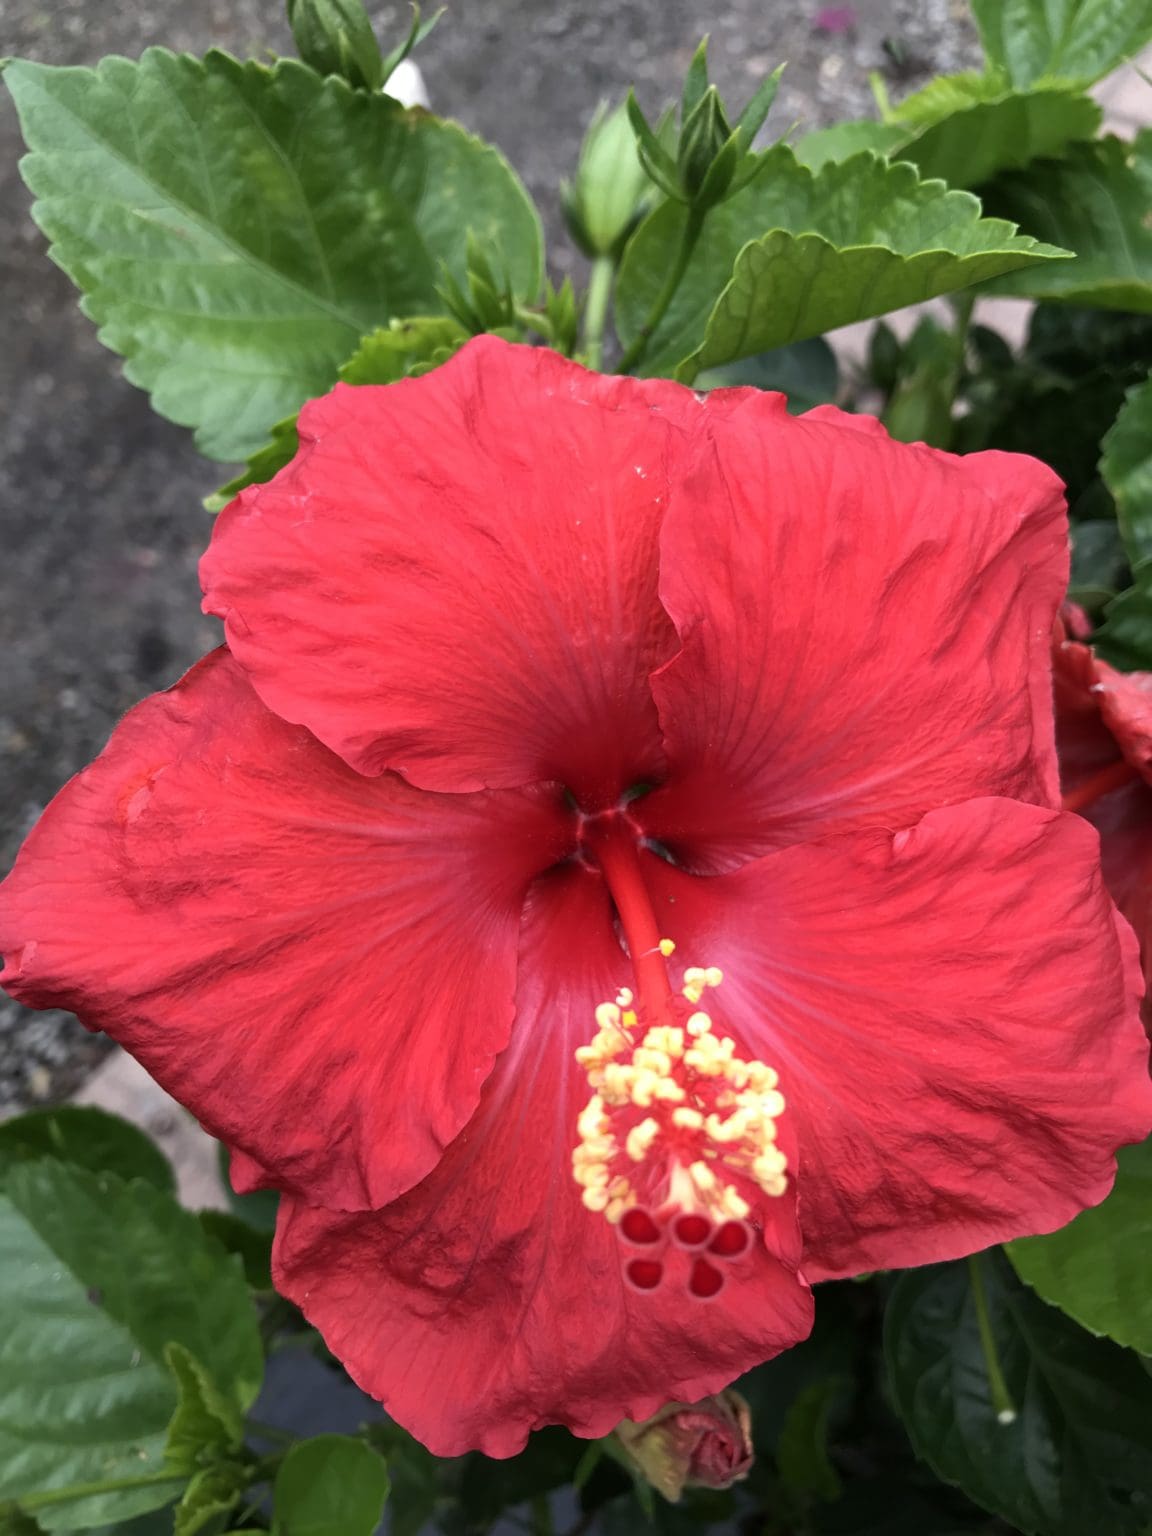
<box><xmin>0</xmin><ymin>650</ymin><xmax>572</xmax><ymax>1211</ymax></box>
<box><xmin>201</xmin><ymin>337</ymin><xmax>696</xmax><ymax>805</ymax></box>
<box><xmin>1083</xmin><ymin>783</ymin><xmax>1152</xmax><ymax>1035</ymax></box>
<box><xmin>274</xmin><ymin>865</ymin><xmax>813</xmax><ymax>1457</ymax></box>
<box><xmin>640</xmin><ymin>798</ymin><xmax>1152</xmax><ymax>1279</ymax></box>
<box><xmin>640</xmin><ymin>397</ymin><xmax>1069</xmax><ymax>869</ymax></box>
<box><xmin>1056</xmin><ymin>634</ymin><xmax>1152</xmax><ymax>790</ymax></box>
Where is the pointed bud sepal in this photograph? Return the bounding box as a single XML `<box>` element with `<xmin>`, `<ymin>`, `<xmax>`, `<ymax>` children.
<box><xmin>625</xmin><ymin>91</ymin><xmax>683</xmax><ymax>202</ymax></box>
<box><xmin>677</xmin><ymin>83</ymin><xmax>733</xmax><ymax>202</ymax></box>
<box><xmin>437</xmin><ymin>236</ymin><xmax>518</xmax><ymax>336</ymax></box>
<box><xmin>379</xmin><ymin>3</ymin><xmax>444</xmax><ymax>96</ymax></box>
<box><xmin>285</xmin><ymin>0</ymin><xmax>384</xmax><ymax>91</ymax></box>
<box><xmin>543</xmin><ymin>277</ymin><xmax>580</xmax><ymax>356</ymax></box>
<box><xmin>615</xmin><ymin>1391</ymin><xmax>755</xmax><ymax>1503</ymax></box>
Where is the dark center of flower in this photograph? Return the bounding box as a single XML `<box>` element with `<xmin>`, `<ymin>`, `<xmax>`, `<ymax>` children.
<box><xmin>571</xmin><ymin>811</ymin><xmax>788</xmax><ymax>1301</ymax></box>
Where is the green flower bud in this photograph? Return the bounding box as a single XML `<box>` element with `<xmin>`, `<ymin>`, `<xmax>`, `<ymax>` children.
<box><xmin>677</xmin><ymin>85</ymin><xmax>733</xmax><ymax>201</ymax></box>
<box><xmin>562</xmin><ymin>100</ymin><xmax>657</xmax><ymax>259</ymax></box>
<box><xmin>286</xmin><ymin>0</ymin><xmax>384</xmax><ymax>92</ymax></box>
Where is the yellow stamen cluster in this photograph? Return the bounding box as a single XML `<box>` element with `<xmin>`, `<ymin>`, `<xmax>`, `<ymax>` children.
<box><xmin>571</xmin><ymin>956</ymin><xmax>789</xmax><ymax>1226</ymax></box>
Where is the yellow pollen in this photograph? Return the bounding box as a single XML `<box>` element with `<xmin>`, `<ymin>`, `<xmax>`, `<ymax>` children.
<box><xmin>626</xmin><ymin>1117</ymin><xmax>661</xmax><ymax>1161</ymax></box>
<box><xmin>571</xmin><ymin>959</ymin><xmax>789</xmax><ymax>1230</ymax></box>
<box><xmin>658</xmin><ymin>937</ymin><xmax>676</xmax><ymax>957</ymax></box>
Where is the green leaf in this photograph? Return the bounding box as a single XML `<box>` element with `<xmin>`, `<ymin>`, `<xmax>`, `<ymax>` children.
<box><xmin>885</xmin><ymin>1252</ymin><xmax>1152</xmax><ymax>1536</ymax></box>
<box><xmin>1069</xmin><ymin>518</ymin><xmax>1129</xmax><ymax>606</ymax></box>
<box><xmin>794</xmin><ymin>121</ymin><xmax>909</xmax><ymax>172</ymax></box>
<box><xmin>615</xmin><ymin>145</ymin><xmax>1066</xmax><ymax>379</ymax></box>
<box><xmin>172</xmin><ymin>1466</ymin><xmax>246</xmax><ymax>1536</ymax></box>
<box><xmin>776</xmin><ymin>1380</ymin><xmax>844</xmax><ymax>1502</ymax></box>
<box><xmin>0</xmin><ymin>1161</ymin><xmax>262</xmax><ymax>1531</ymax></box>
<box><xmin>195</xmin><ymin>1212</ymin><xmax>273</xmax><ymax>1292</ymax></box>
<box><xmin>797</xmin><ymin>79</ymin><xmax>1101</xmax><ymax>191</ymax></box>
<box><xmin>894</xmin><ymin>79</ymin><xmax>1102</xmax><ymax>189</ymax></box>
<box><xmin>1102</xmin><ymin>373</ymin><xmax>1152</xmax><ymax>563</ymax></box>
<box><xmin>972</xmin><ymin>0</ymin><xmax>1152</xmax><ymax>86</ymax></box>
<box><xmin>203</xmin><ymin>418</ymin><xmax>299</xmax><ymax>514</ymax></box>
<box><xmin>362</xmin><ymin>1426</ymin><xmax>444</xmax><ymax>1536</ymax></box>
<box><xmin>270</xmin><ymin>1436</ymin><xmax>389</xmax><ymax>1536</ymax></box>
<box><xmin>694</xmin><ymin>336</ymin><xmax>839</xmax><ymax>410</ymax></box>
<box><xmin>4</xmin><ymin>51</ymin><xmax>542</xmax><ymax>460</ymax></box>
<box><xmin>163</xmin><ymin>1345</ymin><xmax>243</xmax><ymax>1473</ymax></box>
<box><xmin>459</xmin><ymin>1429</ymin><xmax>584</xmax><ymax>1525</ymax></box>
<box><xmin>983</xmin><ymin>134</ymin><xmax>1152</xmax><ymax>309</ymax></box>
<box><xmin>1095</xmin><ymin>557</ymin><xmax>1152</xmax><ymax>667</ymax></box>
<box><xmin>0</xmin><ymin>1107</ymin><xmax>174</xmax><ymax>1195</ymax></box>
<box><xmin>337</xmin><ymin>315</ymin><xmax>466</xmax><ymax>383</ymax></box>
<box><xmin>216</xmin><ymin>1143</ymin><xmax>279</xmax><ymax>1236</ymax></box>
<box><xmin>1007</xmin><ymin>1138</ymin><xmax>1152</xmax><ymax>1353</ymax></box>
<box><xmin>204</xmin><ymin>315</ymin><xmax>465</xmax><ymax>510</ymax></box>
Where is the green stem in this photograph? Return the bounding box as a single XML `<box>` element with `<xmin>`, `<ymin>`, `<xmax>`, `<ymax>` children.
<box><xmin>582</xmin><ymin>255</ymin><xmax>615</xmax><ymax>370</ymax></box>
<box><xmin>617</xmin><ymin>203</ymin><xmax>707</xmax><ymax>375</ymax></box>
<box><xmin>18</xmin><ymin>1470</ymin><xmax>183</xmax><ymax>1512</ymax></box>
<box><xmin>530</xmin><ymin>1491</ymin><xmax>556</xmax><ymax>1536</ymax></box>
<box><xmin>968</xmin><ymin>1254</ymin><xmax>1017</xmax><ymax>1424</ymax></box>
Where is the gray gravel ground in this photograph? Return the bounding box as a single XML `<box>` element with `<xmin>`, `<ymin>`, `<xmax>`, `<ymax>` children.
<box><xmin>0</xmin><ymin>0</ymin><xmax>980</xmax><ymax>1110</ymax></box>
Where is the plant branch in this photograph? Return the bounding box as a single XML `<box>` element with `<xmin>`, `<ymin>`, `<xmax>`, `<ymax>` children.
<box><xmin>968</xmin><ymin>1253</ymin><xmax>1017</xmax><ymax>1425</ymax></box>
<box><xmin>616</xmin><ymin>203</ymin><xmax>706</xmax><ymax>375</ymax></box>
<box><xmin>582</xmin><ymin>255</ymin><xmax>615</xmax><ymax>370</ymax></box>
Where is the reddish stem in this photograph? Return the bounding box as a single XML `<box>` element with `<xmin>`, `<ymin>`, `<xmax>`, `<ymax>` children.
<box><xmin>1061</xmin><ymin>757</ymin><xmax>1140</xmax><ymax>813</ymax></box>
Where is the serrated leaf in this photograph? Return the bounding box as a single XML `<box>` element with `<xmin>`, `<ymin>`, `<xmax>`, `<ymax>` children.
<box><xmin>793</xmin><ymin>121</ymin><xmax>911</xmax><ymax>172</ymax></box>
<box><xmin>1007</xmin><ymin>1138</ymin><xmax>1152</xmax><ymax>1353</ymax></box>
<box><xmin>4</xmin><ymin>51</ymin><xmax>541</xmax><ymax>460</ymax></box>
<box><xmin>204</xmin><ymin>316</ymin><xmax>466</xmax><ymax>511</ymax></box>
<box><xmin>0</xmin><ymin>1161</ymin><xmax>261</xmax><ymax>1532</ymax></box>
<box><xmin>163</xmin><ymin>1345</ymin><xmax>243</xmax><ymax>1473</ymax></box>
<box><xmin>885</xmin><ymin>1252</ymin><xmax>1152</xmax><ymax>1536</ymax></box>
<box><xmin>797</xmin><ymin>79</ymin><xmax>1101</xmax><ymax>190</ymax></box>
<box><xmin>270</xmin><ymin>1437</ymin><xmax>389</xmax><ymax>1536</ymax></box>
<box><xmin>972</xmin><ymin>0</ymin><xmax>1152</xmax><ymax>87</ymax></box>
<box><xmin>615</xmin><ymin>145</ymin><xmax>1066</xmax><ymax>379</ymax></box>
<box><xmin>1102</xmin><ymin>373</ymin><xmax>1152</xmax><ymax>563</ymax></box>
<box><xmin>337</xmin><ymin>315</ymin><xmax>466</xmax><ymax>383</ymax></box>
<box><xmin>0</xmin><ymin>1107</ymin><xmax>174</xmax><ymax>1195</ymax></box>
<box><xmin>984</xmin><ymin>134</ymin><xmax>1152</xmax><ymax>308</ymax></box>
<box><xmin>203</xmin><ymin>418</ymin><xmax>300</xmax><ymax>515</ymax></box>
<box><xmin>172</xmin><ymin>1466</ymin><xmax>246</xmax><ymax>1536</ymax></box>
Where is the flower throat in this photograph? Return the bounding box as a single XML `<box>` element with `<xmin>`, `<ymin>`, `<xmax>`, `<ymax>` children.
<box><xmin>571</xmin><ymin>815</ymin><xmax>788</xmax><ymax>1301</ymax></box>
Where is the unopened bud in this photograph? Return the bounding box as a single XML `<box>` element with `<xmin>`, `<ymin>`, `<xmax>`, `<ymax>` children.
<box><xmin>562</xmin><ymin>100</ymin><xmax>657</xmax><ymax>259</ymax></box>
<box><xmin>614</xmin><ymin>1390</ymin><xmax>754</xmax><ymax>1503</ymax></box>
<box><xmin>286</xmin><ymin>0</ymin><xmax>384</xmax><ymax>92</ymax></box>
<box><xmin>677</xmin><ymin>86</ymin><xmax>733</xmax><ymax>201</ymax></box>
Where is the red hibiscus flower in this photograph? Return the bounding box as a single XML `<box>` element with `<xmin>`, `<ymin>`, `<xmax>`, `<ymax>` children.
<box><xmin>1055</xmin><ymin>624</ymin><xmax>1152</xmax><ymax>1027</ymax></box>
<box><xmin>1</xmin><ymin>338</ymin><xmax>1149</xmax><ymax>1457</ymax></box>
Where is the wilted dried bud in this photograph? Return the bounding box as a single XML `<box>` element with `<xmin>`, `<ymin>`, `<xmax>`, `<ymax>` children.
<box><xmin>614</xmin><ymin>1390</ymin><xmax>754</xmax><ymax>1503</ymax></box>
